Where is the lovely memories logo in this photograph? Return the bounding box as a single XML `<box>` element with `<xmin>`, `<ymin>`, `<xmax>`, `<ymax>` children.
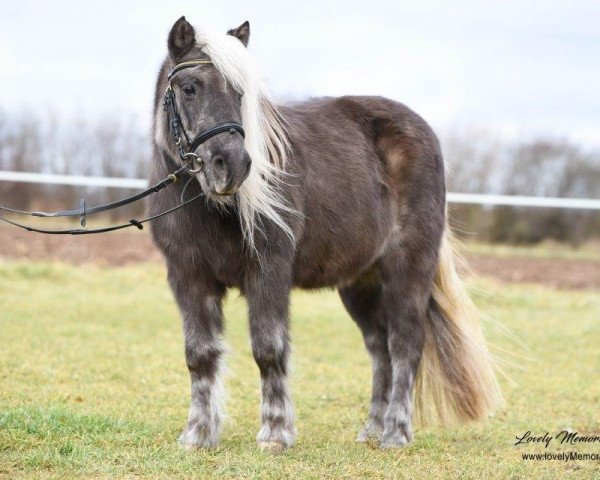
<box><xmin>515</xmin><ymin>430</ymin><xmax>600</xmax><ymax>449</ymax></box>
<box><xmin>515</xmin><ymin>430</ymin><xmax>600</xmax><ymax>462</ymax></box>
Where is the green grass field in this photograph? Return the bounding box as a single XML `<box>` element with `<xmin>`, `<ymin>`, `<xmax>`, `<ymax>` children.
<box><xmin>0</xmin><ymin>261</ymin><xmax>599</xmax><ymax>479</ymax></box>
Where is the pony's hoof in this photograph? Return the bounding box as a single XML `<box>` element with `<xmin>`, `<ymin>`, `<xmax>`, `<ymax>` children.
<box><xmin>259</xmin><ymin>441</ymin><xmax>286</xmax><ymax>453</ymax></box>
<box><xmin>380</xmin><ymin>431</ymin><xmax>411</xmax><ymax>448</ymax></box>
<box><xmin>178</xmin><ymin>424</ymin><xmax>219</xmax><ymax>450</ymax></box>
<box><xmin>179</xmin><ymin>440</ymin><xmax>218</xmax><ymax>451</ymax></box>
<box><xmin>181</xmin><ymin>443</ymin><xmax>201</xmax><ymax>452</ymax></box>
<box><xmin>356</xmin><ymin>419</ymin><xmax>383</xmax><ymax>442</ymax></box>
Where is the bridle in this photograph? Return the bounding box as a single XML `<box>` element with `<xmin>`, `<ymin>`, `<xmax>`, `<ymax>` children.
<box><xmin>163</xmin><ymin>59</ymin><xmax>245</xmax><ymax>173</ymax></box>
<box><xmin>0</xmin><ymin>59</ymin><xmax>245</xmax><ymax>235</ymax></box>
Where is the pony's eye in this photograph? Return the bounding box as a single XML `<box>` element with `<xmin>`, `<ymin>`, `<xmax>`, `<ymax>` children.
<box><xmin>182</xmin><ymin>84</ymin><xmax>196</xmax><ymax>96</ymax></box>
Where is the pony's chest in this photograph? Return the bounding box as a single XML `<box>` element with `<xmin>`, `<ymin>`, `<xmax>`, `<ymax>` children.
<box><xmin>151</xmin><ymin>208</ymin><xmax>247</xmax><ymax>287</ymax></box>
<box><xmin>192</xmin><ymin>235</ymin><xmax>248</xmax><ymax>287</ymax></box>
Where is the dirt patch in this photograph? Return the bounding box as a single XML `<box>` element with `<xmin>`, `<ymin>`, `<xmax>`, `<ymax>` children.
<box><xmin>1</xmin><ymin>228</ymin><xmax>598</xmax><ymax>290</ymax></box>
<box><xmin>464</xmin><ymin>254</ymin><xmax>600</xmax><ymax>290</ymax></box>
<box><xmin>0</xmin><ymin>229</ymin><xmax>163</xmax><ymax>266</ymax></box>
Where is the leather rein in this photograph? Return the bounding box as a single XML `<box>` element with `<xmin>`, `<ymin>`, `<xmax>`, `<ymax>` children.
<box><xmin>0</xmin><ymin>59</ymin><xmax>245</xmax><ymax>235</ymax></box>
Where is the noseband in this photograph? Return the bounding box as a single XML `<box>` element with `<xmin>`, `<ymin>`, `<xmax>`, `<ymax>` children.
<box><xmin>163</xmin><ymin>59</ymin><xmax>245</xmax><ymax>172</ymax></box>
<box><xmin>0</xmin><ymin>59</ymin><xmax>245</xmax><ymax>235</ymax></box>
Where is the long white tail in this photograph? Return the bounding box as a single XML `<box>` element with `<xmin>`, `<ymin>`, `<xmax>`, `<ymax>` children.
<box><xmin>414</xmin><ymin>226</ymin><xmax>503</xmax><ymax>425</ymax></box>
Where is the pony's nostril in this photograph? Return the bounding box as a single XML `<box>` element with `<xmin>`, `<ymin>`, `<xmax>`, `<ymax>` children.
<box><xmin>242</xmin><ymin>158</ymin><xmax>252</xmax><ymax>180</ymax></box>
<box><xmin>213</xmin><ymin>156</ymin><xmax>225</xmax><ymax>170</ymax></box>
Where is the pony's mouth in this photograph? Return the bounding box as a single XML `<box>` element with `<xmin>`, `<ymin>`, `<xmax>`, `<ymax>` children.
<box><xmin>195</xmin><ymin>172</ymin><xmax>237</xmax><ymax>204</ymax></box>
<box><xmin>214</xmin><ymin>189</ymin><xmax>237</xmax><ymax>196</ymax></box>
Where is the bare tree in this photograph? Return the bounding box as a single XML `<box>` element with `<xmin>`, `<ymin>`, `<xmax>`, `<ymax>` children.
<box><xmin>1</xmin><ymin>110</ymin><xmax>598</xmax><ymax>243</ymax></box>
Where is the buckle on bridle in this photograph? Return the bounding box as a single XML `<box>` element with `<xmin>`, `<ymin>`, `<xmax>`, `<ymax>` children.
<box><xmin>181</xmin><ymin>152</ymin><xmax>203</xmax><ymax>173</ymax></box>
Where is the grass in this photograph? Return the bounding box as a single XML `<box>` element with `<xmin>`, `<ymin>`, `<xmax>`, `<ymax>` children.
<box><xmin>0</xmin><ymin>261</ymin><xmax>598</xmax><ymax>479</ymax></box>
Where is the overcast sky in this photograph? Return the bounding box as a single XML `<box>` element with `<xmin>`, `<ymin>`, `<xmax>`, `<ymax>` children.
<box><xmin>1</xmin><ymin>0</ymin><xmax>599</xmax><ymax>146</ymax></box>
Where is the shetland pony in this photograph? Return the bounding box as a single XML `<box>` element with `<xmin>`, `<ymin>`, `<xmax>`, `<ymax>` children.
<box><xmin>149</xmin><ymin>16</ymin><xmax>501</xmax><ymax>451</ymax></box>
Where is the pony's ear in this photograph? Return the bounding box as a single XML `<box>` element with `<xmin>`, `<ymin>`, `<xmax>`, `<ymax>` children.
<box><xmin>227</xmin><ymin>21</ymin><xmax>250</xmax><ymax>47</ymax></box>
<box><xmin>168</xmin><ymin>16</ymin><xmax>196</xmax><ymax>59</ymax></box>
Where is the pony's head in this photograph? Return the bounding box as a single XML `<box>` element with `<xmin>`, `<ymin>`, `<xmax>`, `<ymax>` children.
<box><xmin>160</xmin><ymin>17</ymin><xmax>250</xmax><ymax>196</ymax></box>
<box><xmin>154</xmin><ymin>16</ymin><xmax>294</xmax><ymax>244</ymax></box>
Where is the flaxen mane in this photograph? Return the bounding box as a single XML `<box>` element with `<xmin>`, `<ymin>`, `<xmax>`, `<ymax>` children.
<box><xmin>193</xmin><ymin>27</ymin><xmax>295</xmax><ymax>245</ymax></box>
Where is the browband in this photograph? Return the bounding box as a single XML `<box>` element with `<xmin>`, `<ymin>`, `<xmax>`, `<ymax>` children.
<box><xmin>168</xmin><ymin>59</ymin><xmax>213</xmax><ymax>80</ymax></box>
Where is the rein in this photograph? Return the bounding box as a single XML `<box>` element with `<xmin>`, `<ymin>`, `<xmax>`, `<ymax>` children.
<box><xmin>0</xmin><ymin>59</ymin><xmax>245</xmax><ymax>235</ymax></box>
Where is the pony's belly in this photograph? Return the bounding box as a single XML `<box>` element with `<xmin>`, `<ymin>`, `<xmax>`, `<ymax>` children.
<box><xmin>292</xmin><ymin>223</ymin><xmax>391</xmax><ymax>289</ymax></box>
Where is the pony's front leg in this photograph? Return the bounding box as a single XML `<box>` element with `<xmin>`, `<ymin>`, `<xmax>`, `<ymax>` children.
<box><xmin>167</xmin><ymin>265</ymin><xmax>225</xmax><ymax>449</ymax></box>
<box><xmin>246</xmin><ymin>266</ymin><xmax>295</xmax><ymax>452</ymax></box>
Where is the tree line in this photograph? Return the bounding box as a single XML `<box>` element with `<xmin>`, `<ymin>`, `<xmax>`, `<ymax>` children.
<box><xmin>1</xmin><ymin>109</ymin><xmax>598</xmax><ymax>243</ymax></box>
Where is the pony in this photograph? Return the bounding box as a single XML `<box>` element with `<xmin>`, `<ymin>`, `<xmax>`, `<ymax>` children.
<box><xmin>149</xmin><ymin>16</ymin><xmax>502</xmax><ymax>452</ymax></box>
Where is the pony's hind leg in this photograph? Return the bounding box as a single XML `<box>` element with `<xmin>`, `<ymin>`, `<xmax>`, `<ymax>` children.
<box><xmin>339</xmin><ymin>272</ymin><xmax>392</xmax><ymax>442</ymax></box>
<box><xmin>342</xmin><ymin>240</ymin><xmax>438</xmax><ymax>448</ymax></box>
<box><xmin>380</xmin><ymin>285</ymin><xmax>425</xmax><ymax>447</ymax></box>
<box><xmin>377</xmin><ymin>236</ymin><xmax>440</xmax><ymax>447</ymax></box>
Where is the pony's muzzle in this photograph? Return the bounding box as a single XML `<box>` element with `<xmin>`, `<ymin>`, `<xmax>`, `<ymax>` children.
<box><xmin>212</xmin><ymin>154</ymin><xmax>252</xmax><ymax>195</ymax></box>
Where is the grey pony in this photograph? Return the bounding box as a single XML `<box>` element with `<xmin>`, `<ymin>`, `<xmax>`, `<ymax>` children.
<box><xmin>148</xmin><ymin>17</ymin><xmax>501</xmax><ymax>452</ymax></box>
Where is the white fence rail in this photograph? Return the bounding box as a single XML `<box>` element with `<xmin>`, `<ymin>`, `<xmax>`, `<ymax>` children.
<box><xmin>1</xmin><ymin>170</ymin><xmax>600</xmax><ymax>210</ymax></box>
<box><xmin>446</xmin><ymin>192</ymin><xmax>600</xmax><ymax>210</ymax></box>
<box><xmin>0</xmin><ymin>170</ymin><xmax>147</xmax><ymax>189</ymax></box>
